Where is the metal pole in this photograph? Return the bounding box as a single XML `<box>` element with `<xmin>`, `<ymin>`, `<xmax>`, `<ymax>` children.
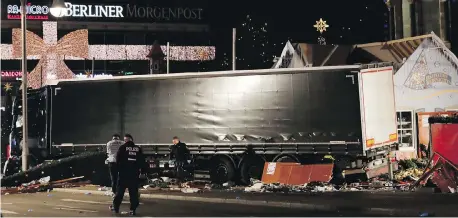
<box><xmin>20</xmin><ymin>0</ymin><xmax>29</xmax><ymax>172</ymax></box>
<box><xmin>232</xmin><ymin>28</ymin><xmax>236</xmax><ymax>70</ymax></box>
<box><xmin>320</xmin><ymin>45</ymin><xmax>339</xmax><ymax>66</ymax></box>
<box><xmin>447</xmin><ymin>0</ymin><xmax>452</xmax><ymax>42</ymax></box>
<box><xmin>388</xmin><ymin>6</ymin><xmax>393</xmax><ymax>40</ymax></box>
<box><xmin>92</xmin><ymin>57</ymin><xmax>95</xmax><ymax>76</ymax></box>
<box><xmin>166</xmin><ymin>42</ymin><xmax>170</xmax><ymax>74</ymax></box>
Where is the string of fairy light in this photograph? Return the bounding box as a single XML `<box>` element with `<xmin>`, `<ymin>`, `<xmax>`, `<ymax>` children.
<box><xmin>0</xmin><ymin>21</ymin><xmax>216</xmax><ymax>88</ymax></box>
<box><xmin>218</xmin><ymin>15</ymin><xmax>283</xmax><ymax>70</ymax></box>
<box><xmin>237</xmin><ymin>15</ymin><xmax>271</xmax><ymax>69</ymax></box>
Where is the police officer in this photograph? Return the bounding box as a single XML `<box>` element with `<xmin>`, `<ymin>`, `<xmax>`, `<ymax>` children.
<box><xmin>170</xmin><ymin>136</ymin><xmax>189</xmax><ymax>182</ymax></box>
<box><xmin>106</xmin><ymin>133</ymin><xmax>123</xmax><ymax>197</ymax></box>
<box><xmin>110</xmin><ymin>134</ymin><xmax>147</xmax><ymax>215</ymax></box>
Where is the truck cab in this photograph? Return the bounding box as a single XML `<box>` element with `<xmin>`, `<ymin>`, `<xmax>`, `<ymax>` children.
<box><xmin>9</xmin><ymin>88</ymin><xmax>49</xmax><ymax>169</ymax></box>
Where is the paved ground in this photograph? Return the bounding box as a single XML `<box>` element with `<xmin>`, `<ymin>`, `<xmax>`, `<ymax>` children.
<box><xmin>58</xmin><ymin>185</ymin><xmax>458</xmax><ymax>216</ymax></box>
<box><xmin>2</xmin><ymin>188</ymin><xmax>457</xmax><ymax>217</ymax></box>
<box><xmin>0</xmin><ymin>192</ymin><xmax>368</xmax><ymax>217</ymax></box>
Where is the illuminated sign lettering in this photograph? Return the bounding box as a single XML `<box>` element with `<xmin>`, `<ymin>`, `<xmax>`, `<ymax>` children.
<box><xmin>1</xmin><ymin>71</ymin><xmax>24</xmax><ymax>78</ymax></box>
<box><xmin>51</xmin><ymin>2</ymin><xmax>123</xmax><ymax>18</ymax></box>
<box><xmin>6</xmin><ymin>3</ymin><xmax>49</xmax><ymax>20</ymax></box>
<box><xmin>126</xmin><ymin>5</ymin><xmax>202</xmax><ymax>21</ymax></box>
<box><xmin>5</xmin><ymin>2</ymin><xmax>203</xmax><ymax>21</ymax></box>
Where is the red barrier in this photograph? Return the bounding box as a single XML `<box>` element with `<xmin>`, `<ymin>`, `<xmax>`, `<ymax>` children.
<box><xmin>431</xmin><ymin>124</ymin><xmax>458</xmax><ymax>166</ymax></box>
<box><xmin>261</xmin><ymin>162</ymin><xmax>333</xmax><ymax>185</ymax></box>
<box><xmin>410</xmin><ymin>117</ymin><xmax>458</xmax><ymax>193</ymax></box>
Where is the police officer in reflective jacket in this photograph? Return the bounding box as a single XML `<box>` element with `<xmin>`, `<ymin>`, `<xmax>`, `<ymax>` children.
<box><xmin>111</xmin><ymin>134</ymin><xmax>147</xmax><ymax>215</ymax></box>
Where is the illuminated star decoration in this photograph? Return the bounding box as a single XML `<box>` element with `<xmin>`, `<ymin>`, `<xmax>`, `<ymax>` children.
<box><xmin>314</xmin><ymin>18</ymin><xmax>329</xmax><ymax>34</ymax></box>
<box><xmin>4</xmin><ymin>83</ymin><xmax>13</xmax><ymax>91</ymax></box>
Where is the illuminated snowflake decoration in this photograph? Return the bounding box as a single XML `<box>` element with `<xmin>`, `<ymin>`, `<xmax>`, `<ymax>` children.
<box><xmin>313</xmin><ymin>18</ymin><xmax>329</xmax><ymax>34</ymax></box>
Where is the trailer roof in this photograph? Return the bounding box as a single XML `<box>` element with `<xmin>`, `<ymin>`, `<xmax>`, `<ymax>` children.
<box><xmin>49</xmin><ymin>65</ymin><xmax>361</xmax><ymax>85</ymax></box>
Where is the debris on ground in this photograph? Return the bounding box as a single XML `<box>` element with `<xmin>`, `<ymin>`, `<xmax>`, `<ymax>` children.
<box><xmin>243</xmin><ymin>179</ymin><xmax>337</xmax><ymax>193</ymax></box>
<box><xmin>244</xmin><ymin>182</ymin><xmax>263</xmax><ymax>192</ymax></box>
<box><xmin>1</xmin><ymin>152</ymin><xmax>107</xmax><ymax>187</ymax></box>
<box><xmin>398</xmin><ymin>159</ymin><xmax>428</xmax><ymax>170</ymax></box>
<box><xmin>3</xmin><ymin>156</ymin><xmax>433</xmax><ymax>195</ymax></box>
<box><xmin>241</xmin><ymin>159</ymin><xmax>431</xmax><ymax>193</ymax></box>
<box><xmin>181</xmin><ymin>188</ymin><xmax>201</xmax><ymax>193</ymax></box>
<box><xmin>97</xmin><ymin>186</ymin><xmax>109</xmax><ymax>191</ymax></box>
<box><xmin>1</xmin><ymin>176</ymin><xmax>87</xmax><ymax>195</ymax></box>
<box><xmin>394</xmin><ymin>168</ymin><xmax>424</xmax><ymax>182</ymax></box>
<box><xmin>38</xmin><ymin>176</ymin><xmax>51</xmax><ymax>185</ymax></box>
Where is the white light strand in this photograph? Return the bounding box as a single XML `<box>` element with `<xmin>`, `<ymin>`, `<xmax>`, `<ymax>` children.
<box><xmin>43</xmin><ymin>21</ymin><xmax>57</xmax><ymax>45</ymax></box>
<box><xmin>2</xmin><ymin>44</ymin><xmax>216</xmax><ymax>61</ymax></box>
<box><xmin>1</xmin><ymin>21</ymin><xmax>215</xmax><ymax>61</ymax></box>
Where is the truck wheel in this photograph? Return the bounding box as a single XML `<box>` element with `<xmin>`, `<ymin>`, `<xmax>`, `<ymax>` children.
<box><xmin>210</xmin><ymin>157</ymin><xmax>235</xmax><ymax>183</ymax></box>
<box><xmin>240</xmin><ymin>155</ymin><xmax>265</xmax><ymax>185</ymax></box>
<box><xmin>274</xmin><ymin>154</ymin><xmax>300</xmax><ymax>163</ymax></box>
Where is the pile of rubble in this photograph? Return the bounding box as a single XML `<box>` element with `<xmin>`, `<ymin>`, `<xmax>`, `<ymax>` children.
<box><xmin>244</xmin><ymin>179</ymin><xmax>337</xmax><ymax>193</ymax></box>
<box><xmin>242</xmin><ymin>179</ymin><xmax>411</xmax><ymax>193</ymax></box>
<box><xmin>8</xmin><ymin>157</ymin><xmax>428</xmax><ymax>195</ymax></box>
<box><xmin>140</xmin><ymin>177</ymin><xmax>241</xmax><ymax>193</ymax></box>
<box><xmin>1</xmin><ymin>175</ymin><xmax>89</xmax><ymax>195</ymax></box>
<box><xmin>241</xmin><ymin>158</ymin><xmax>429</xmax><ymax>193</ymax></box>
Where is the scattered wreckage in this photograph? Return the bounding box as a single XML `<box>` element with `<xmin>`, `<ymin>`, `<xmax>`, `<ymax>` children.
<box><xmin>0</xmin><ymin>155</ymin><xmax>446</xmax><ymax>195</ymax></box>
<box><xmin>409</xmin><ymin>114</ymin><xmax>458</xmax><ymax>193</ymax></box>
<box><xmin>1</xmin><ymin>176</ymin><xmax>88</xmax><ymax>195</ymax></box>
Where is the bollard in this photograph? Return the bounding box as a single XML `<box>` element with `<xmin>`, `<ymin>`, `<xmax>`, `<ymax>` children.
<box><xmin>388</xmin><ymin>152</ymin><xmax>394</xmax><ymax>180</ymax></box>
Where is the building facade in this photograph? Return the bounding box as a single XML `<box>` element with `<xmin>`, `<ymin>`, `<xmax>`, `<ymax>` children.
<box><xmin>385</xmin><ymin>0</ymin><xmax>456</xmax><ymax>52</ymax></box>
<box><xmin>1</xmin><ymin>0</ymin><xmax>216</xmax><ymax>91</ymax></box>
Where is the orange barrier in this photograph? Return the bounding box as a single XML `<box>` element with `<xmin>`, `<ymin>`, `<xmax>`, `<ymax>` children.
<box><xmin>261</xmin><ymin>162</ymin><xmax>333</xmax><ymax>185</ymax></box>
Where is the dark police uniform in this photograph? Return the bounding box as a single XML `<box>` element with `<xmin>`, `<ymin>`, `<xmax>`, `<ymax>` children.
<box><xmin>170</xmin><ymin>141</ymin><xmax>189</xmax><ymax>181</ymax></box>
<box><xmin>112</xmin><ymin>141</ymin><xmax>147</xmax><ymax>213</ymax></box>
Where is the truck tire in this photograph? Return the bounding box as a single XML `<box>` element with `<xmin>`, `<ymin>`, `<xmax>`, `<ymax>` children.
<box><xmin>210</xmin><ymin>157</ymin><xmax>235</xmax><ymax>183</ymax></box>
<box><xmin>274</xmin><ymin>154</ymin><xmax>300</xmax><ymax>163</ymax></box>
<box><xmin>240</xmin><ymin>155</ymin><xmax>265</xmax><ymax>185</ymax></box>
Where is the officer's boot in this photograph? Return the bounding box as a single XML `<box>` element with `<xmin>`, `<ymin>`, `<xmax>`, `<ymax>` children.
<box><xmin>109</xmin><ymin>205</ymin><xmax>119</xmax><ymax>214</ymax></box>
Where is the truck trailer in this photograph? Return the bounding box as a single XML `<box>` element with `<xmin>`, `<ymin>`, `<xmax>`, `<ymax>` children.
<box><xmin>8</xmin><ymin>64</ymin><xmax>398</xmax><ymax>184</ymax></box>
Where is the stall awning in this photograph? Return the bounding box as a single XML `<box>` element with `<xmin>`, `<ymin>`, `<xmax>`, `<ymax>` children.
<box><xmin>356</xmin><ymin>34</ymin><xmax>432</xmax><ymax>64</ymax></box>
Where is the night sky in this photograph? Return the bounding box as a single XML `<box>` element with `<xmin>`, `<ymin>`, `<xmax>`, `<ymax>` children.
<box><xmin>206</xmin><ymin>0</ymin><xmax>390</xmax><ymax>70</ymax></box>
<box><xmin>2</xmin><ymin>0</ymin><xmax>456</xmax><ymax>72</ymax></box>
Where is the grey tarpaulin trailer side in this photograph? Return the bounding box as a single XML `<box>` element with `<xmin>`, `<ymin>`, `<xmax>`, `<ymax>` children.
<box><xmin>15</xmin><ymin>65</ymin><xmax>398</xmax><ymax>184</ymax></box>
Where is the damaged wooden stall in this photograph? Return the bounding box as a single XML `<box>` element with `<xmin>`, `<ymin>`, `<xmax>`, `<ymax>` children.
<box><xmin>412</xmin><ymin>114</ymin><xmax>458</xmax><ymax>193</ymax></box>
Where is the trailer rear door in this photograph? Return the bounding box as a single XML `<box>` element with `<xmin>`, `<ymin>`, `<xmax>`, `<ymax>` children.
<box><xmin>358</xmin><ymin>67</ymin><xmax>398</xmax><ymax>151</ymax></box>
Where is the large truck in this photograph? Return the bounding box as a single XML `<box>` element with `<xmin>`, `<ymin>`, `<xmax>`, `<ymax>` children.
<box><xmin>7</xmin><ymin>64</ymin><xmax>398</xmax><ymax>184</ymax></box>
